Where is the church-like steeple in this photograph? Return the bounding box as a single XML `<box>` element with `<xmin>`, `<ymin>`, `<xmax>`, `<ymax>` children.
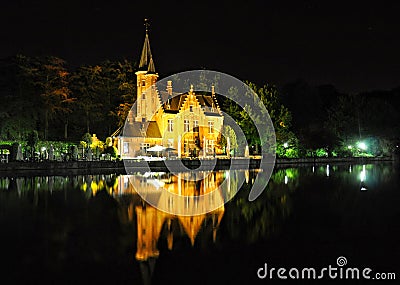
<box><xmin>135</xmin><ymin>19</ymin><xmax>159</xmax><ymax>122</ymax></box>
<box><xmin>139</xmin><ymin>19</ymin><xmax>156</xmax><ymax>73</ymax></box>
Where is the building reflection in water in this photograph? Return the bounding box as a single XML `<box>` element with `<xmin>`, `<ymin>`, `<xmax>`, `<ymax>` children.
<box><xmin>115</xmin><ymin>170</ymin><xmax>242</xmax><ymax>284</ymax></box>
<box><xmin>118</xmin><ymin>170</ymin><xmax>241</xmax><ymax>216</ymax></box>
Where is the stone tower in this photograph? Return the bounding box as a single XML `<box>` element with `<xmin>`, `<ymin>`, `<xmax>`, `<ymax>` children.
<box><xmin>135</xmin><ymin>19</ymin><xmax>159</xmax><ymax>122</ymax></box>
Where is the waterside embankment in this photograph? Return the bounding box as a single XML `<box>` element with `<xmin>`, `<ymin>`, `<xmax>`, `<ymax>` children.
<box><xmin>0</xmin><ymin>156</ymin><xmax>396</xmax><ymax>176</ymax></box>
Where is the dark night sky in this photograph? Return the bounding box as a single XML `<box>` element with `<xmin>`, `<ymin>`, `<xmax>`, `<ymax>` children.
<box><xmin>1</xmin><ymin>0</ymin><xmax>399</xmax><ymax>93</ymax></box>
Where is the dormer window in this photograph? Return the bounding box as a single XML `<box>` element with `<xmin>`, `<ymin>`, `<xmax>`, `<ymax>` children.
<box><xmin>190</xmin><ymin>105</ymin><xmax>193</xmax><ymax>112</ymax></box>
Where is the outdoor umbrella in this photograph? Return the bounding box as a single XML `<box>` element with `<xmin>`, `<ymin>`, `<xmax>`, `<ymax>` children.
<box><xmin>146</xmin><ymin>145</ymin><xmax>166</xmax><ymax>157</ymax></box>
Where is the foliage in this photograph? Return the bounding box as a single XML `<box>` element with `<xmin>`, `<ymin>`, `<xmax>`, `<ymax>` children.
<box><xmin>104</xmin><ymin>146</ymin><xmax>118</xmax><ymax>158</ymax></box>
<box><xmin>105</xmin><ymin>137</ymin><xmax>113</xmax><ymax>147</ymax></box>
<box><xmin>0</xmin><ymin>55</ymin><xmax>138</xmax><ymax>141</ymax></box>
<box><xmin>70</xmin><ymin>60</ymin><xmax>136</xmax><ymax>138</ymax></box>
<box><xmin>81</xmin><ymin>133</ymin><xmax>93</xmax><ymax>144</ymax></box>
<box><xmin>2</xmin><ymin>52</ymin><xmax>399</xmax><ymax>158</ymax></box>
<box><xmin>219</xmin><ymin>82</ymin><xmax>295</xmax><ymax>155</ymax></box>
<box><xmin>315</xmin><ymin>148</ymin><xmax>328</xmax><ymax>157</ymax></box>
<box><xmin>34</xmin><ymin>56</ymin><xmax>74</xmax><ymax>140</ymax></box>
<box><xmin>26</xmin><ymin>130</ymin><xmax>39</xmax><ymax>150</ymax></box>
<box><xmin>248</xmin><ymin>83</ymin><xmax>293</xmax><ymax>150</ymax></box>
<box><xmin>25</xmin><ymin>130</ymin><xmax>39</xmax><ymax>160</ymax></box>
<box><xmin>0</xmin><ymin>55</ymin><xmax>39</xmax><ymax>140</ymax></box>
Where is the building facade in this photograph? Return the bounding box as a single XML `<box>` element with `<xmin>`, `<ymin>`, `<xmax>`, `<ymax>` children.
<box><xmin>115</xmin><ymin>25</ymin><xmax>224</xmax><ymax>159</ymax></box>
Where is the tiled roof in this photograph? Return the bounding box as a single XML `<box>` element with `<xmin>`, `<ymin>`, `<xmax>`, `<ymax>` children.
<box><xmin>119</xmin><ymin>121</ymin><xmax>162</xmax><ymax>138</ymax></box>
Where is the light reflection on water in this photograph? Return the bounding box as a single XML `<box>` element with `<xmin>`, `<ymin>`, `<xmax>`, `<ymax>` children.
<box><xmin>0</xmin><ymin>162</ymin><xmax>398</xmax><ymax>284</ymax></box>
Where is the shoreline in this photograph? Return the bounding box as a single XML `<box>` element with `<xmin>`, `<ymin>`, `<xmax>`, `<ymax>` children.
<box><xmin>0</xmin><ymin>156</ymin><xmax>396</xmax><ymax>176</ymax></box>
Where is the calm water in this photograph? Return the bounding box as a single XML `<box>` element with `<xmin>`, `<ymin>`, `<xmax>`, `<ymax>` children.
<box><xmin>0</xmin><ymin>163</ymin><xmax>399</xmax><ymax>284</ymax></box>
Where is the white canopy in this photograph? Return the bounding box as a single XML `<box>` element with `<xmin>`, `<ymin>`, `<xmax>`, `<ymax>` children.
<box><xmin>146</xmin><ymin>145</ymin><xmax>166</xmax><ymax>152</ymax></box>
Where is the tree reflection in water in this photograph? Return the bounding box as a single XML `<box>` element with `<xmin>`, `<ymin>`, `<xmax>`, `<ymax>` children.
<box><xmin>0</xmin><ymin>163</ymin><xmax>397</xmax><ymax>284</ymax></box>
<box><xmin>224</xmin><ymin>168</ymin><xmax>298</xmax><ymax>243</ymax></box>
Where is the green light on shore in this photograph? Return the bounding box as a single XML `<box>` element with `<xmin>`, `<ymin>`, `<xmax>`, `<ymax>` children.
<box><xmin>357</xmin><ymin>142</ymin><xmax>367</xmax><ymax>150</ymax></box>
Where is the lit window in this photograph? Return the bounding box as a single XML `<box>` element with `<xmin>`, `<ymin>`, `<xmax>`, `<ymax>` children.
<box><xmin>140</xmin><ymin>143</ymin><xmax>150</xmax><ymax>151</ymax></box>
<box><xmin>208</xmin><ymin>140</ymin><xmax>214</xmax><ymax>153</ymax></box>
<box><xmin>184</xmin><ymin>120</ymin><xmax>190</xmax><ymax>132</ymax></box>
<box><xmin>123</xmin><ymin>142</ymin><xmax>129</xmax><ymax>154</ymax></box>
<box><xmin>193</xmin><ymin>120</ymin><xmax>199</xmax><ymax>132</ymax></box>
<box><xmin>168</xmin><ymin>196</ymin><xmax>174</xmax><ymax>210</ymax></box>
<box><xmin>168</xmin><ymin>119</ymin><xmax>174</xmax><ymax>132</ymax></box>
<box><xmin>184</xmin><ymin>141</ymin><xmax>188</xmax><ymax>153</ymax></box>
<box><xmin>208</xmin><ymin>121</ymin><xmax>214</xmax><ymax>133</ymax></box>
<box><xmin>124</xmin><ymin>176</ymin><xmax>129</xmax><ymax>189</ymax></box>
<box><xmin>142</xmin><ymin>80</ymin><xmax>145</xmax><ymax>87</ymax></box>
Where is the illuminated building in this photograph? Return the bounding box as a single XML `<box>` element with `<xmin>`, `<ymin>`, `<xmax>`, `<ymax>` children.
<box><xmin>113</xmin><ymin>21</ymin><xmax>224</xmax><ymax>158</ymax></box>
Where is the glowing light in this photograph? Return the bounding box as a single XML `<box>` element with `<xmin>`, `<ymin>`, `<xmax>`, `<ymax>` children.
<box><xmin>359</xmin><ymin>165</ymin><xmax>366</xmax><ymax>182</ymax></box>
<box><xmin>347</xmin><ymin>145</ymin><xmax>352</xmax><ymax>149</ymax></box>
<box><xmin>326</xmin><ymin>164</ymin><xmax>330</xmax><ymax>177</ymax></box>
<box><xmin>357</xmin><ymin>142</ymin><xmax>367</xmax><ymax>150</ymax></box>
<box><xmin>283</xmin><ymin>142</ymin><xmax>288</xmax><ymax>148</ymax></box>
<box><xmin>284</xmin><ymin>175</ymin><xmax>288</xmax><ymax>184</ymax></box>
<box><xmin>41</xmin><ymin>147</ymin><xmax>46</xmax><ymax>152</ymax></box>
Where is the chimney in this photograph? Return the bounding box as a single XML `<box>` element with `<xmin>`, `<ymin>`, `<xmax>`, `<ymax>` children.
<box><xmin>167</xmin><ymin>80</ymin><xmax>173</xmax><ymax>95</ymax></box>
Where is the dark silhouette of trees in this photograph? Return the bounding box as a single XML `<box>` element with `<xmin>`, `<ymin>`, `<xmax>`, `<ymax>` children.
<box><xmin>0</xmin><ymin>55</ymin><xmax>137</xmax><ymax>142</ymax></box>
<box><xmin>34</xmin><ymin>56</ymin><xmax>74</xmax><ymax>140</ymax></box>
<box><xmin>0</xmin><ymin>55</ymin><xmax>39</xmax><ymax>140</ymax></box>
<box><xmin>69</xmin><ymin>60</ymin><xmax>136</xmax><ymax>139</ymax></box>
<box><xmin>1</xmin><ymin>53</ymin><xmax>398</xmax><ymax>157</ymax></box>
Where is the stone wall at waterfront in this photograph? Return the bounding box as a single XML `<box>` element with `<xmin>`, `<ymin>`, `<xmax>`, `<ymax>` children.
<box><xmin>0</xmin><ymin>156</ymin><xmax>395</xmax><ymax>176</ymax></box>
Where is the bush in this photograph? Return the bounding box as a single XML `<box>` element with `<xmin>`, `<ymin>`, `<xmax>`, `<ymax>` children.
<box><xmin>104</xmin><ymin>146</ymin><xmax>118</xmax><ymax>158</ymax></box>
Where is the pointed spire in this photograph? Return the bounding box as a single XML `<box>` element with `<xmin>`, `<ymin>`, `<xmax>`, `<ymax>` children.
<box><xmin>147</xmin><ymin>56</ymin><xmax>155</xmax><ymax>73</ymax></box>
<box><xmin>139</xmin><ymin>19</ymin><xmax>156</xmax><ymax>73</ymax></box>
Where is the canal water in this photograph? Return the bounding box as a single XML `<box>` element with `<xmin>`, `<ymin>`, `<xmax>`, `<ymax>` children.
<box><xmin>0</xmin><ymin>162</ymin><xmax>399</xmax><ymax>284</ymax></box>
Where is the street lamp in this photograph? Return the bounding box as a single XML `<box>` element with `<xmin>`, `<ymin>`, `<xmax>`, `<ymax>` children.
<box><xmin>357</xmin><ymin>142</ymin><xmax>367</xmax><ymax>150</ymax></box>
